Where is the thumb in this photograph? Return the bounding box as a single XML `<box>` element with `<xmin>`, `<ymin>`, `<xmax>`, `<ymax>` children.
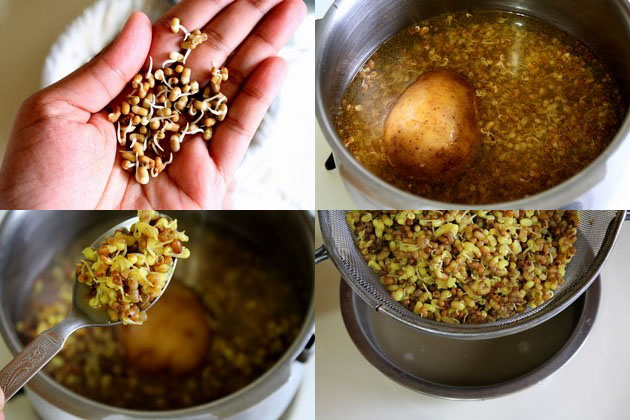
<box><xmin>0</xmin><ymin>385</ymin><xmax>4</xmax><ymax>410</ymax></box>
<box><xmin>50</xmin><ymin>11</ymin><xmax>152</xmax><ymax>114</ymax></box>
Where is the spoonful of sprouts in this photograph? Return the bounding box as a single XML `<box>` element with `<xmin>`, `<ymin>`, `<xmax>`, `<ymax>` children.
<box><xmin>0</xmin><ymin>210</ymin><xmax>190</xmax><ymax>401</ymax></box>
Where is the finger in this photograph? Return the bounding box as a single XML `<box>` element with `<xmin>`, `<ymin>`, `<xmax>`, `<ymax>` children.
<box><xmin>148</xmin><ymin>0</ymin><xmax>234</xmax><ymax>67</ymax></box>
<box><xmin>185</xmin><ymin>0</ymin><xmax>283</xmax><ymax>82</ymax></box>
<box><xmin>162</xmin><ymin>137</ymin><xmax>225</xmax><ymax>208</ymax></box>
<box><xmin>220</xmin><ymin>0</ymin><xmax>306</xmax><ymax>100</ymax></box>
<box><xmin>210</xmin><ymin>56</ymin><xmax>287</xmax><ymax>177</ymax></box>
<box><xmin>49</xmin><ymin>12</ymin><xmax>152</xmax><ymax>115</ymax></box>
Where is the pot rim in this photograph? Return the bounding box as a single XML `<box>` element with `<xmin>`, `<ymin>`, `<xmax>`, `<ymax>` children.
<box><xmin>315</xmin><ymin>0</ymin><xmax>630</xmax><ymax>208</ymax></box>
<box><xmin>339</xmin><ymin>277</ymin><xmax>600</xmax><ymax>400</ymax></box>
<box><xmin>0</xmin><ymin>210</ymin><xmax>315</xmax><ymax>418</ymax></box>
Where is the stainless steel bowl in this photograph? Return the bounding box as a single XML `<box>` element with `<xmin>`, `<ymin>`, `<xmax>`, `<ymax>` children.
<box><xmin>0</xmin><ymin>211</ymin><xmax>315</xmax><ymax>420</ymax></box>
<box><xmin>316</xmin><ymin>0</ymin><xmax>630</xmax><ymax>209</ymax></box>
<box><xmin>340</xmin><ymin>277</ymin><xmax>600</xmax><ymax>399</ymax></box>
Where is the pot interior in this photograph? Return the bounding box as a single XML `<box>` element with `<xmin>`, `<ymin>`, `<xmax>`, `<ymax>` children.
<box><xmin>319</xmin><ymin>0</ymin><xmax>630</xmax><ymax>112</ymax></box>
<box><xmin>340</xmin><ymin>278</ymin><xmax>600</xmax><ymax>399</ymax></box>
<box><xmin>0</xmin><ymin>211</ymin><xmax>313</xmax><ymax>412</ymax></box>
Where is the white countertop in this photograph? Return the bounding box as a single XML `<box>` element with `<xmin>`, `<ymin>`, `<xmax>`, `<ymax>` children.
<box><xmin>314</xmin><ymin>0</ymin><xmax>630</xmax><ymax>209</ymax></box>
<box><xmin>315</xmin><ymin>219</ymin><xmax>630</xmax><ymax>420</ymax></box>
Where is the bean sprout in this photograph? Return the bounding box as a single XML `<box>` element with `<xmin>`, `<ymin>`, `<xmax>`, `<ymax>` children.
<box><xmin>105</xmin><ymin>16</ymin><xmax>230</xmax><ymax>183</ymax></box>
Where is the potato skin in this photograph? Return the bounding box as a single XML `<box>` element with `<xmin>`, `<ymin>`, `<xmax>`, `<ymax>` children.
<box><xmin>119</xmin><ymin>282</ymin><xmax>210</xmax><ymax>375</ymax></box>
<box><xmin>384</xmin><ymin>70</ymin><xmax>480</xmax><ymax>181</ymax></box>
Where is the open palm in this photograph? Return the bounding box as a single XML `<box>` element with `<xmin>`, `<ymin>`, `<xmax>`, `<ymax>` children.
<box><xmin>0</xmin><ymin>0</ymin><xmax>306</xmax><ymax>209</ymax></box>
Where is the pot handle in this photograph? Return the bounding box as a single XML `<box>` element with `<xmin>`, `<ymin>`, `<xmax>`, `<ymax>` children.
<box><xmin>315</xmin><ymin>245</ymin><xmax>329</xmax><ymax>264</ymax></box>
<box><xmin>297</xmin><ymin>334</ymin><xmax>315</xmax><ymax>363</ymax></box>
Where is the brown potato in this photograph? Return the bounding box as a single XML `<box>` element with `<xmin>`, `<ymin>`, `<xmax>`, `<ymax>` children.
<box><xmin>384</xmin><ymin>70</ymin><xmax>480</xmax><ymax>181</ymax></box>
<box><xmin>119</xmin><ymin>282</ymin><xmax>210</xmax><ymax>375</ymax></box>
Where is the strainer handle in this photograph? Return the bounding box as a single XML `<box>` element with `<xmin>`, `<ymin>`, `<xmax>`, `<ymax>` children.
<box><xmin>315</xmin><ymin>245</ymin><xmax>329</xmax><ymax>264</ymax></box>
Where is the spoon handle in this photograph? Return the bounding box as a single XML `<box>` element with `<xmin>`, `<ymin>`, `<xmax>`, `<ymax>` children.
<box><xmin>0</xmin><ymin>317</ymin><xmax>82</xmax><ymax>401</ymax></box>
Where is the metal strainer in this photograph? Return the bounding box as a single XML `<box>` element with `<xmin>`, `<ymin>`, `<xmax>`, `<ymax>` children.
<box><xmin>316</xmin><ymin>210</ymin><xmax>626</xmax><ymax>339</ymax></box>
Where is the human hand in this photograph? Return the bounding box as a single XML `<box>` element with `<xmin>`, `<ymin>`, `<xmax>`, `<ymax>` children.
<box><xmin>0</xmin><ymin>0</ymin><xmax>306</xmax><ymax>209</ymax></box>
<box><xmin>0</xmin><ymin>386</ymin><xmax>4</xmax><ymax>420</ymax></box>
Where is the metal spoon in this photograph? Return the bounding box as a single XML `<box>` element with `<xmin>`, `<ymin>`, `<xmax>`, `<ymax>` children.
<box><xmin>0</xmin><ymin>215</ymin><xmax>177</xmax><ymax>400</ymax></box>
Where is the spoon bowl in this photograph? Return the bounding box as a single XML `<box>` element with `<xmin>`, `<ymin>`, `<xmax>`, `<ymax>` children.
<box><xmin>73</xmin><ymin>215</ymin><xmax>177</xmax><ymax>326</ymax></box>
<box><xmin>0</xmin><ymin>214</ymin><xmax>178</xmax><ymax>400</ymax></box>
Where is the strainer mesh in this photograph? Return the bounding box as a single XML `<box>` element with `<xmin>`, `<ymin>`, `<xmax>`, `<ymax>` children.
<box><xmin>320</xmin><ymin>210</ymin><xmax>623</xmax><ymax>336</ymax></box>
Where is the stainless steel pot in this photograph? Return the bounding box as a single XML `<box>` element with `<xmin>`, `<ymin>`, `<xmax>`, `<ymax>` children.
<box><xmin>0</xmin><ymin>211</ymin><xmax>315</xmax><ymax>420</ymax></box>
<box><xmin>340</xmin><ymin>277</ymin><xmax>600</xmax><ymax>399</ymax></box>
<box><xmin>316</xmin><ymin>0</ymin><xmax>630</xmax><ymax>209</ymax></box>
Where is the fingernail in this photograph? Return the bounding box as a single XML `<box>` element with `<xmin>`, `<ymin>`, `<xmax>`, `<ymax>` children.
<box><xmin>0</xmin><ymin>386</ymin><xmax>4</xmax><ymax>409</ymax></box>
